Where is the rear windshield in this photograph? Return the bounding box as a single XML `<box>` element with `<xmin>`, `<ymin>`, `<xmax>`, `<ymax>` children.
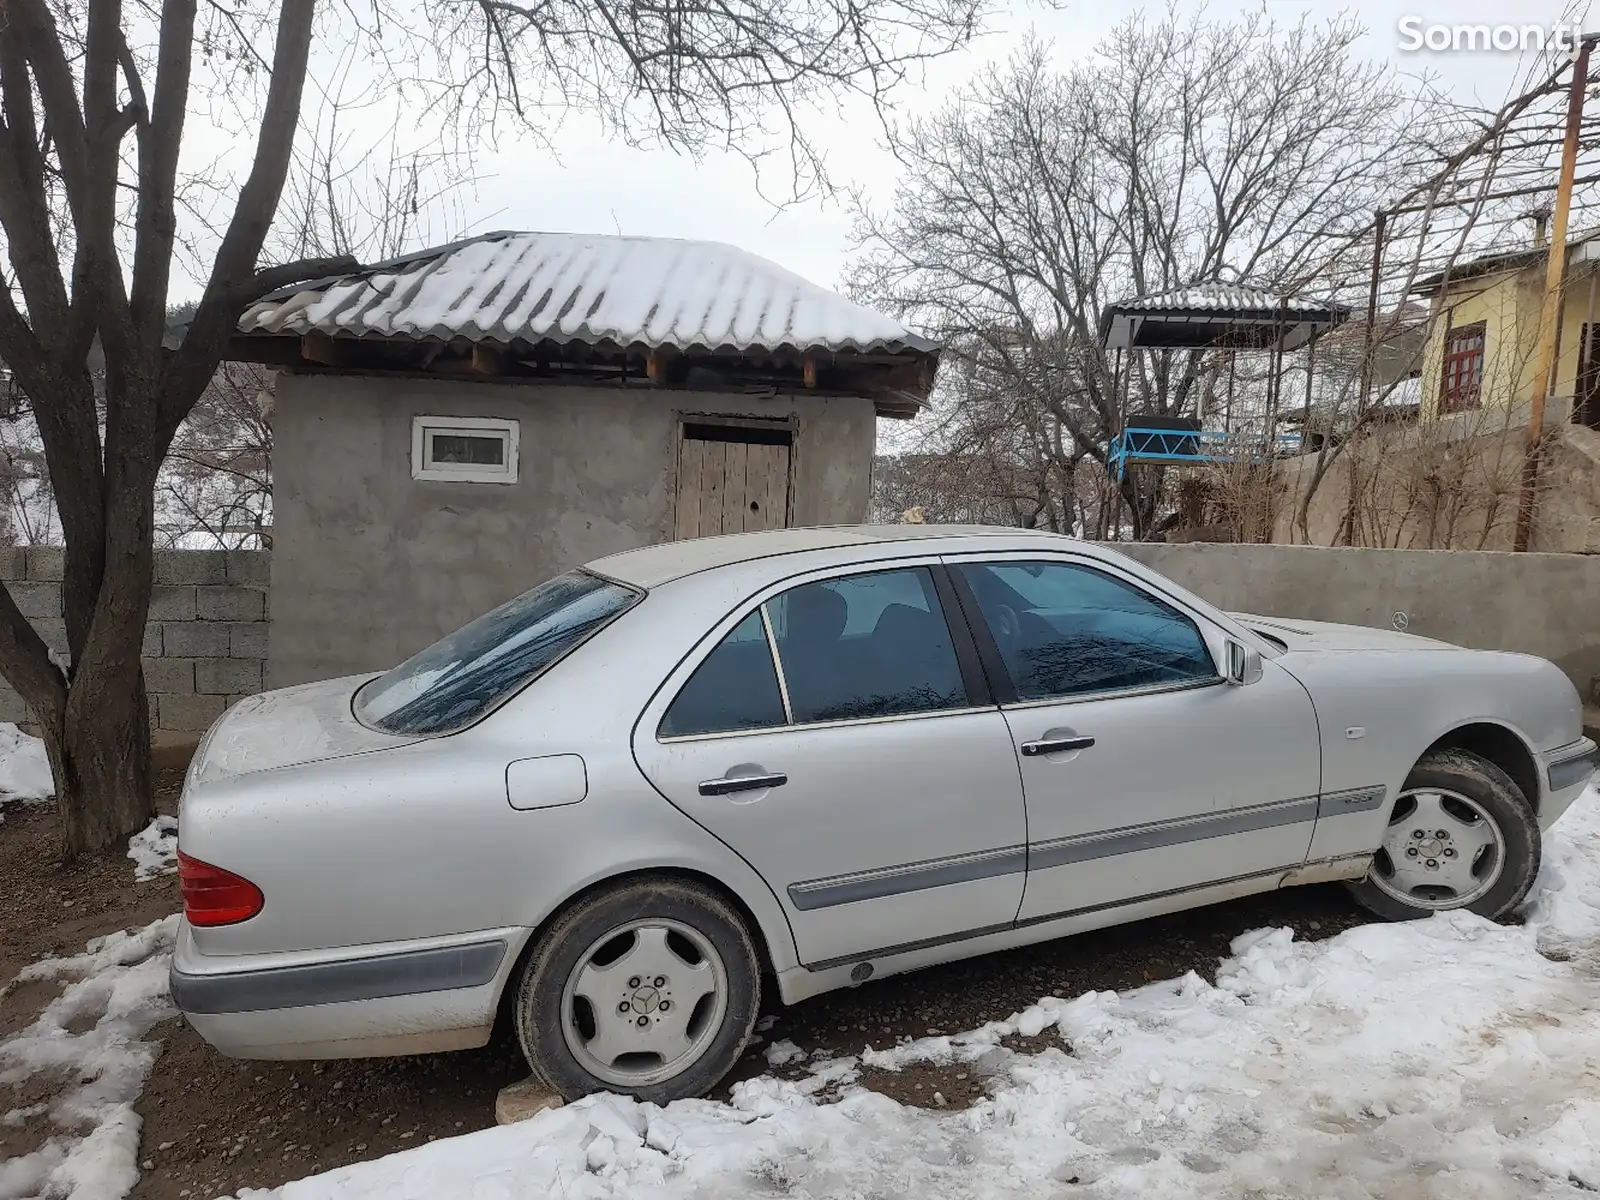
<box><xmin>354</xmin><ymin>570</ymin><xmax>640</xmax><ymax>735</ymax></box>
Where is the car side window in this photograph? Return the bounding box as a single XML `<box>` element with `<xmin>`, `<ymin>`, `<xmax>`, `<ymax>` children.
<box><xmin>957</xmin><ymin>560</ymin><xmax>1216</xmax><ymax>701</ymax></box>
<box><xmin>767</xmin><ymin>567</ymin><xmax>968</xmax><ymax>723</ymax></box>
<box><xmin>659</xmin><ymin>611</ymin><xmax>787</xmax><ymax>738</ymax></box>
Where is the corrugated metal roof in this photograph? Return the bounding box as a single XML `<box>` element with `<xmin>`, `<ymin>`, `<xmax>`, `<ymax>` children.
<box><xmin>1098</xmin><ymin>283</ymin><xmax>1350</xmax><ymax>351</ymax></box>
<box><xmin>1109</xmin><ymin>283</ymin><xmax>1348</xmax><ymax>314</ymax></box>
<box><xmin>239</xmin><ymin>231</ymin><xmax>936</xmax><ymax>357</ymax></box>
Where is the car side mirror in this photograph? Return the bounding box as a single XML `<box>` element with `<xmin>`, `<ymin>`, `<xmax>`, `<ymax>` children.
<box><xmin>1224</xmin><ymin>639</ymin><xmax>1263</xmax><ymax>686</ymax></box>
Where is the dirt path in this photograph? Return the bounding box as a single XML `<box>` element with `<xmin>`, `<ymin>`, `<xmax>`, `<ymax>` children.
<box><xmin>1</xmin><ymin>750</ymin><xmax>1375</xmax><ymax>1200</ymax></box>
<box><xmin>128</xmin><ymin>882</ymin><xmax>1372</xmax><ymax>1200</ymax></box>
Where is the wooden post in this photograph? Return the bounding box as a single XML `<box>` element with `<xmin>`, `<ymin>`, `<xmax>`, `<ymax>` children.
<box><xmin>1302</xmin><ymin>337</ymin><xmax>1317</xmax><ymax>450</ymax></box>
<box><xmin>1583</xmin><ymin>270</ymin><xmax>1599</xmax><ymax>425</ymax></box>
<box><xmin>1224</xmin><ymin>349</ymin><xmax>1236</xmax><ymax>434</ymax></box>
<box><xmin>1515</xmin><ymin>36</ymin><xmax>1593</xmax><ymax>551</ymax></box>
<box><xmin>470</xmin><ymin>344</ymin><xmax>507</xmax><ymax>376</ymax></box>
<box><xmin>1344</xmin><ymin>209</ymin><xmax>1388</xmax><ymax>547</ymax></box>
<box><xmin>300</xmin><ymin>332</ymin><xmax>348</xmax><ymax>367</ymax></box>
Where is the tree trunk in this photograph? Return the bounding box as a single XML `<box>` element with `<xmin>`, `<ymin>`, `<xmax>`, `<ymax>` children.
<box><xmin>44</xmin><ymin>445</ymin><xmax>161</xmax><ymax>860</ymax></box>
<box><xmin>45</xmin><ymin>657</ymin><xmax>153</xmax><ymax>857</ymax></box>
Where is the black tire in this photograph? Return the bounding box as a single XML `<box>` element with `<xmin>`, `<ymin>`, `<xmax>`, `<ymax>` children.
<box><xmin>1345</xmin><ymin>748</ymin><xmax>1540</xmax><ymax>922</ymax></box>
<box><xmin>513</xmin><ymin>876</ymin><xmax>760</xmax><ymax>1104</ymax></box>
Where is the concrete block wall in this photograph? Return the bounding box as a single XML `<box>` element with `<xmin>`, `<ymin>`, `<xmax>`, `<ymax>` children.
<box><xmin>0</xmin><ymin>549</ymin><xmax>270</xmax><ymax>738</ymax></box>
<box><xmin>1110</xmin><ymin>542</ymin><xmax>1600</xmax><ymax>698</ymax></box>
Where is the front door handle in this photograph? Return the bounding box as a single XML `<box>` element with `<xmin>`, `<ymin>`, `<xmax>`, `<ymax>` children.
<box><xmin>699</xmin><ymin>772</ymin><xmax>788</xmax><ymax>796</ymax></box>
<box><xmin>1020</xmin><ymin>736</ymin><xmax>1095</xmax><ymax>757</ymax></box>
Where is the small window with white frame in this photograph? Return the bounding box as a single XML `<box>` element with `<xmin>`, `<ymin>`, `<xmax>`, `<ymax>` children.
<box><xmin>411</xmin><ymin>415</ymin><xmax>519</xmax><ymax>484</ymax></box>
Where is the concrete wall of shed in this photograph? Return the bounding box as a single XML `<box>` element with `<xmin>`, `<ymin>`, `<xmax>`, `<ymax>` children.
<box><xmin>267</xmin><ymin>372</ymin><xmax>877</xmax><ymax>687</ymax></box>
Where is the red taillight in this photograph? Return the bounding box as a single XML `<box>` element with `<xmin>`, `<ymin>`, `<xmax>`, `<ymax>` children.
<box><xmin>178</xmin><ymin>850</ymin><xmax>264</xmax><ymax>926</ymax></box>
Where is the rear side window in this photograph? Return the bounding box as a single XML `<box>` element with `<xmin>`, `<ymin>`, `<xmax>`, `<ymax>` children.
<box><xmin>355</xmin><ymin>570</ymin><xmax>639</xmax><ymax>735</ymax></box>
<box><xmin>659</xmin><ymin>612</ymin><xmax>787</xmax><ymax>738</ymax></box>
<box><xmin>658</xmin><ymin>566</ymin><xmax>972</xmax><ymax>739</ymax></box>
<box><xmin>768</xmin><ymin>567</ymin><xmax>967</xmax><ymax>723</ymax></box>
<box><xmin>958</xmin><ymin>560</ymin><xmax>1215</xmax><ymax>700</ymax></box>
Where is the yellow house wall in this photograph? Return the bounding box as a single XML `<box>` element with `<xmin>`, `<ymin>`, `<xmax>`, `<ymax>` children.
<box><xmin>1419</xmin><ymin>259</ymin><xmax>1600</xmax><ymax>421</ymax></box>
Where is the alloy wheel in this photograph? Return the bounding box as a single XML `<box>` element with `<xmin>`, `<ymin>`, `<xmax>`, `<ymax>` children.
<box><xmin>558</xmin><ymin>918</ymin><xmax>729</xmax><ymax>1089</ymax></box>
<box><xmin>1370</xmin><ymin>787</ymin><xmax>1506</xmax><ymax>910</ymax></box>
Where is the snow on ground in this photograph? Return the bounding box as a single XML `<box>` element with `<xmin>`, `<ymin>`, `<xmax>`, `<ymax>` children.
<box><xmin>127</xmin><ymin>816</ymin><xmax>179</xmax><ymax>882</ymax></box>
<box><xmin>0</xmin><ymin>916</ymin><xmax>178</xmax><ymax>1200</ymax></box>
<box><xmin>0</xmin><ymin>722</ymin><xmax>52</xmax><ymax>813</ymax></box>
<box><xmin>233</xmin><ymin>790</ymin><xmax>1600</xmax><ymax>1200</ymax></box>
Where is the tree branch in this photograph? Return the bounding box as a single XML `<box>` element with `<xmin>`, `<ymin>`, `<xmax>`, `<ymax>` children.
<box><xmin>130</xmin><ymin>0</ymin><xmax>197</xmax><ymax>347</ymax></box>
<box><xmin>161</xmin><ymin>0</ymin><xmax>318</xmax><ymax>437</ymax></box>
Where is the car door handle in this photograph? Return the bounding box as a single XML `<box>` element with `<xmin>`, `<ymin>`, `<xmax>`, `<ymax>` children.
<box><xmin>698</xmin><ymin>772</ymin><xmax>788</xmax><ymax>796</ymax></box>
<box><xmin>1020</xmin><ymin>736</ymin><xmax>1096</xmax><ymax>757</ymax></box>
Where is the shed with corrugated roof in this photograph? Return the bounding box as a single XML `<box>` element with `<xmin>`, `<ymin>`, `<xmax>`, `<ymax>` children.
<box><xmin>229</xmin><ymin>230</ymin><xmax>940</xmax><ymax>686</ymax></box>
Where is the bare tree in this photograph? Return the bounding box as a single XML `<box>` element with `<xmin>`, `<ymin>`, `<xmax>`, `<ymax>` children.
<box><xmin>851</xmin><ymin>8</ymin><xmax>1431</xmax><ymax>538</ymax></box>
<box><xmin>0</xmin><ymin>0</ymin><xmax>990</xmax><ymax>857</ymax></box>
<box><xmin>158</xmin><ymin>362</ymin><xmax>274</xmax><ymax>550</ymax></box>
<box><xmin>872</xmin><ymin>336</ymin><xmax>1085</xmax><ymax>529</ymax></box>
<box><xmin>0</xmin><ymin>406</ymin><xmax>58</xmax><ymax>546</ymax></box>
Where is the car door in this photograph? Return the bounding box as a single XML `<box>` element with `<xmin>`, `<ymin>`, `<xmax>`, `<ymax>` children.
<box><xmin>632</xmin><ymin>561</ymin><xmax>1028</xmax><ymax>967</ymax></box>
<box><xmin>945</xmin><ymin>554</ymin><xmax>1322</xmax><ymax>924</ymax></box>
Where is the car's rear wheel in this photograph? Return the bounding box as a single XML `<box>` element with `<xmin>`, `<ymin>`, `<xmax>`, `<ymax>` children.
<box><xmin>1346</xmin><ymin>748</ymin><xmax>1539</xmax><ymax>921</ymax></box>
<box><xmin>513</xmin><ymin>876</ymin><xmax>760</xmax><ymax>1104</ymax></box>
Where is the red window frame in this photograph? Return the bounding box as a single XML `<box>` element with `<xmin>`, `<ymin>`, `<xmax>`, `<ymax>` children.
<box><xmin>1439</xmin><ymin>321</ymin><xmax>1486</xmax><ymax>414</ymax></box>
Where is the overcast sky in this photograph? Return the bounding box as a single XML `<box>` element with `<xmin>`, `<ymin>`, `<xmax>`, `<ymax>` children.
<box><xmin>176</xmin><ymin>1</ymin><xmax>1593</xmax><ymax>298</ymax></box>
<box><xmin>443</xmin><ymin>0</ymin><xmax>1590</xmax><ymax>293</ymax></box>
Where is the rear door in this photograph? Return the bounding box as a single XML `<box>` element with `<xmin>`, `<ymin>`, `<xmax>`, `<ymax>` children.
<box><xmin>632</xmin><ymin>561</ymin><xmax>1027</xmax><ymax>967</ymax></box>
<box><xmin>945</xmin><ymin>554</ymin><xmax>1323</xmax><ymax>924</ymax></box>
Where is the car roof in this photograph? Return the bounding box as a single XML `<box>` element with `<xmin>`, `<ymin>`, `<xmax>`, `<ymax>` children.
<box><xmin>588</xmin><ymin>525</ymin><xmax>1075</xmax><ymax>587</ymax></box>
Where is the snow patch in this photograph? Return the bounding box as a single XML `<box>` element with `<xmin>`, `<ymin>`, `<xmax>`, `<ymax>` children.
<box><xmin>127</xmin><ymin>816</ymin><xmax>179</xmax><ymax>881</ymax></box>
<box><xmin>0</xmin><ymin>721</ymin><xmax>52</xmax><ymax>814</ymax></box>
<box><xmin>762</xmin><ymin>1040</ymin><xmax>804</xmax><ymax>1068</ymax></box>
<box><xmin>0</xmin><ymin>917</ymin><xmax>179</xmax><ymax>1200</ymax></box>
<box><xmin>233</xmin><ymin>789</ymin><xmax>1600</xmax><ymax>1199</ymax></box>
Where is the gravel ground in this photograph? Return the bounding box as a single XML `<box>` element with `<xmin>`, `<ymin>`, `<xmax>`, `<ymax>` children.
<box><xmin>0</xmin><ymin>748</ymin><xmax>1376</xmax><ymax>1199</ymax></box>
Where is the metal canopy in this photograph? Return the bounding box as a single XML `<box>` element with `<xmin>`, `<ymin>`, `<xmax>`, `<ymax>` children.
<box><xmin>1098</xmin><ymin>283</ymin><xmax>1351</xmax><ymax>353</ymax></box>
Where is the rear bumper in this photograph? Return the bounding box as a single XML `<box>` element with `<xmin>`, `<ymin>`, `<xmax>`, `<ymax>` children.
<box><xmin>170</xmin><ymin>921</ymin><xmax>524</xmax><ymax>1059</ymax></box>
<box><xmin>1541</xmin><ymin>737</ymin><xmax>1598</xmax><ymax>828</ymax></box>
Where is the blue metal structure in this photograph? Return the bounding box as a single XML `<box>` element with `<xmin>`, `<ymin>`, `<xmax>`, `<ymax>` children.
<box><xmin>1108</xmin><ymin>426</ymin><xmax>1303</xmax><ymax>481</ymax></box>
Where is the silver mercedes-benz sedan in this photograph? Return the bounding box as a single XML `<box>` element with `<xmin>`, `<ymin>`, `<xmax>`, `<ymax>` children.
<box><xmin>170</xmin><ymin>525</ymin><xmax>1596</xmax><ymax>1102</ymax></box>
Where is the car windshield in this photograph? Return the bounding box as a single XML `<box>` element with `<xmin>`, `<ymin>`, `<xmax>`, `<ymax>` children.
<box><xmin>354</xmin><ymin>570</ymin><xmax>640</xmax><ymax>736</ymax></box>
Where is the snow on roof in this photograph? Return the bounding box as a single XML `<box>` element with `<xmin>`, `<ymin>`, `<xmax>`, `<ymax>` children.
<box><xmin>1106</xmin><ymin>283</ymin><xmax>1350</xmax><ymax>316</ymax></box>
<box><xmin>1099</xmin><ymin>283</ymin><xmax>1350</xmax><ymax>351</ymax></box>
<box><xmin>238</xmin><ymin>231</ymin><xmax>937</xmax><ymax>358</ymax></box>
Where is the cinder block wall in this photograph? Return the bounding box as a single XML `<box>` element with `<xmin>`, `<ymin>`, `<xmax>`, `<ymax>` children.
<box><xmin>1110</xmin><ymin>542</ymin><xmax>1600</xmax><ymax>699</ymax></box>
<box><xmin>0</xmin><ymin>548</ymin><xmax>270</xmax><ymax>739</ymax></box>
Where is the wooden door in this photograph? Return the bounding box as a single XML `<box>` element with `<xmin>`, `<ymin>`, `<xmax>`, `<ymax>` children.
<box><xmin>674</xmin><ymin>421</ymin><xmax>793</xmax><ymax>539</ymax></box>
<box><xmin>1579</xmin><ymin>323</ymin><xmax>1600</xmax><ymax>429</ymax></box>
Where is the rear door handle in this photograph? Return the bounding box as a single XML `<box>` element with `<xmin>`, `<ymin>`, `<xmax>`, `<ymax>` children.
<box><xmin>699</xmin><ymin>772</ymin><xmax>788</xmax><ymax>796</ymax></box>
<box><xmin>1020</xmin><ymin>736</ymin><xmax>1095</xmax><ymax>757</ymax></box>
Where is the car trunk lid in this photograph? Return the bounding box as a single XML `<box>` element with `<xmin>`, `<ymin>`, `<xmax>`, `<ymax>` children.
<box><xmin>188</xmin><ymin>674</ymin><xmax>417</xmax><ymax>787</ymax></box>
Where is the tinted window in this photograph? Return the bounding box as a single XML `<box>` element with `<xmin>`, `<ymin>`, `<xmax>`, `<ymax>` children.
<box><xmin>768</xmin><ymin>567</ymin><xmax>967</xmax><ymax>723</ymax></box>
<box><xmin>958</xmin><ymin>561</ymin><xmax>1215</xmax><ymax>700</ymax></box>
<box><xmin>355</xmin><ymin>570</ymin><xmax>638</xmax><ymax>735</ymax></box>
<box><xmin>660</xmin><ymin>611</ymin><xmax>787</xmax><ymax>738</ymax></box>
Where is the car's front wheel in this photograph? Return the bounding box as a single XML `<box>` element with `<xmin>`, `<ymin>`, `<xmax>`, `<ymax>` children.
<box><xmin>513</xmin><ymin>876</ymin><xmax>760</xmax><ymax>1104</ymax></box>
<box><xmin>1347</xmin><ymin>748</ymin><xmax>1540</xmax><ymax>921</ymax></box>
